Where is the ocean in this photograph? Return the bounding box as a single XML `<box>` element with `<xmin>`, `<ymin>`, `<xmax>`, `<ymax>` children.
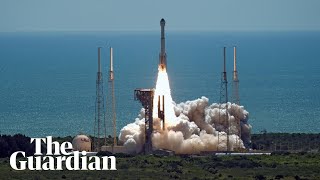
<box><xmin>0</xmin><ymin>31</ymin><xmax>319</xmax><ymax>137</ymax></box>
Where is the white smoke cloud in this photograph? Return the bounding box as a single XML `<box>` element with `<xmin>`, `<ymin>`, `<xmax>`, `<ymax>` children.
<box><xmin>119</xmin><ymin>97</ymin><xmax>251</xmax><ymax>154</ymax></box>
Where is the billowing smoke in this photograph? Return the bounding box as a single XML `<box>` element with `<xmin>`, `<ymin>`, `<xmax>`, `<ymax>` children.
<box><xmin>119</xmin><ymin>96</ymin><xmax>252</xmax><ymax>154</ymax></box>
<box><xmin>119</xmin><ymin>67</ymin><xmax>251</xmax><ymax>154</ymax></box>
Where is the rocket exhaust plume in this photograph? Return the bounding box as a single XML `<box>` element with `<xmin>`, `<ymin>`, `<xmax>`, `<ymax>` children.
<box><xmin>152</xmin><ymin>69</ymin><xmax>176</xmax><ymax>126</ymax></box>
<box><xmin>118</xmin><ymin>20</ymin><xmax>252</xmax><ymax>154</ymax></box>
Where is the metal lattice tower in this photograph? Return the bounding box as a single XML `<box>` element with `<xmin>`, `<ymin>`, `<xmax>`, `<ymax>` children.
<box><xmin>93</xmin><ymin>47</ymin><xmax>107</xmax><ymax>152</ymax></box>
<box><xmin>218</xmin><ymin>47</ymin><xmax>229</xmax><ymax>152</ymax></box>
<box><xmin>106</xmin><ymin>47</ymin><xmax>117</xmax><ymax>146</ymax></box>
<box><xmin>134</xmin><ymin>89</ymin><xmax>154</xmax><ymax>154</ymax></box>
<box><xmin>231</xmin><ymin>46</ymin><xmax>241</xmax><ymax>147</ymax></box>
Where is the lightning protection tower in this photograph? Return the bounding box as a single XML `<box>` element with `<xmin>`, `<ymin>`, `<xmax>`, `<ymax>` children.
<box><xmin>231</xmin><ymin>46</ymin><xmax>241</xmax><ymax>147</ymax></box>
<box><xmin>93</xmin><ymin>47</ymin><xmax>107</xmax><ymax>152</ymax></box>
<box><xmin>106</xmin><ymin>47</ymin><xmax>117</xmax><ymax>147</ymax></box>
<box><xmin>218</xmin><ymin>47</ymin><xmax>230</xmax><ymax>152</ymax></box>
<box><xmin>232</xmin><ymin>46</ymin><xmax>240</xmax><ymax>105</ymax></box>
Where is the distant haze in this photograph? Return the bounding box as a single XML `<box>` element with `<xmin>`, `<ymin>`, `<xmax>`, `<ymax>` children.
<box><xmin>1</xmin><ymin>0</ymin><xmax>320</xmax><ymax>32</ymax></box>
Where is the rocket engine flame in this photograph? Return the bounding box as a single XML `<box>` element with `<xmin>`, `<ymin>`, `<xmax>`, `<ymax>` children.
<box><xmin>152</xmin><ymin>67</ymin><xmax>177</xmax><ymax>127</ymax></box>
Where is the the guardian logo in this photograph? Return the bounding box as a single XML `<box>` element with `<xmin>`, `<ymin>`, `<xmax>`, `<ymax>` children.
<box><xmin>10</xmin><ymin>136</ymin><xmax>116</xmax><ymax>170</ymax></box>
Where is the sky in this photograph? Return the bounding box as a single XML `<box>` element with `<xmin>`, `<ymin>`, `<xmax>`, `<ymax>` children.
<box><xmin>0</xmin><ymin>0</ymin><xmax>320</xmax><ymax>32</ymax></box>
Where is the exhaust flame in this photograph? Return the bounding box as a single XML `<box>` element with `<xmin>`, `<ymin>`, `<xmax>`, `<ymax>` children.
<box><xmin>152</xmin><ymin>67</ymin><xmax>177</xmax><ymax>126</ymax></box>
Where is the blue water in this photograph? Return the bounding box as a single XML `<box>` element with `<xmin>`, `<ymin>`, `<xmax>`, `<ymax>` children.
<box><xmin>0</xmin><ymin>31</ymin><xmax>319</xmax><ymax>137</ymax></box>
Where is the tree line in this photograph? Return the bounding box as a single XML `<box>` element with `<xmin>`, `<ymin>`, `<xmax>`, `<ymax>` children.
<box><xmin>0</xmin><ymin>134</ymin><xmax>35</xmax><ymax>158</ymax></box>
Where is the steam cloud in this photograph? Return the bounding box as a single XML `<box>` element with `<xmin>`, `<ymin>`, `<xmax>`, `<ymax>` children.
<box><xmin>119</xmin><ymin>97</ymin><xmax>252</xmax><ymax>154</ymax></box>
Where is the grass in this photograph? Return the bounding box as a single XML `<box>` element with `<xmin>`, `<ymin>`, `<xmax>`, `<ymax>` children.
<box><xmin>1</xmin><ymin>133</ymin><xmax>320</xmax><ymax>179</ymax></box>
<box><xmin>1</xmin><ymin>153</ymin><xmax>320</xmax><ymax>179</ymax></box>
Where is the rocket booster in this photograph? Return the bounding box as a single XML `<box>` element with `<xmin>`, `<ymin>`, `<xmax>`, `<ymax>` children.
<box><xmin>159</xmin><ymin>18</ymin><xmax>167</xmax><ymax>70</ymax></box>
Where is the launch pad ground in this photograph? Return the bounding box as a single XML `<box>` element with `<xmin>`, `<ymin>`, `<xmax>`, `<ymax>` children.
<box><xmin>1</xmin><ymin>152</ymin><xmax>320</xmax><ymax>179</ymax></box>
<box><xmin>1</xmin><ymin>133</ymin><xmax>319</xmax><ymax>179</ymax></box>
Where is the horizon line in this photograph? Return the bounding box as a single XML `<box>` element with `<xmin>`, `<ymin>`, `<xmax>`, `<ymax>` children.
<box><xmin>1</xmin><ymin>29</ymin><xmax>320</xmax><ymax>33</ymax></box>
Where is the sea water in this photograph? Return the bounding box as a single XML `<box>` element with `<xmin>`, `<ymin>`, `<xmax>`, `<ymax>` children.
<box><xmin>0</xmin><ymin>31</ymin><xmax>319</xmax><ymax>137</ymax></box>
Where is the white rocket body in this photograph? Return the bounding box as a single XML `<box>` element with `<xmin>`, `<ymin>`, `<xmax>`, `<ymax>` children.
<box><xmin>159</xmin><ymin>18</ymin><xmax>167</xmax><ymax>70</ymax></box>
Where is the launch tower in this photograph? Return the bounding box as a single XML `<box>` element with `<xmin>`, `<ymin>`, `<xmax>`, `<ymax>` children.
<box><xmin>218</xmin><ymin>47</ymin><xmax>230</xmax><ymax>151</ymax></box>
<box><xmin>93</xmin><ymin>47</ymin><xmax>107</xmax><ymax>151</ymax></box>
<box><xmin>231</xmin><ymin>47</ymin><xmax>241</xmax><ymax>146</ymax></box>
<box><xmin>134</xmin><ymin>89</ymin><xmax>154</xmax><ymax>154</ymax></box>
<box><xmin>232</xmin><ymin>47</ymin><xmax>240</xmax><ymax>105</ymax></box>
<box><xmin>106</xmin><ymin>47</ymin><xmax>117</xmax><ymax>147</ymax></box>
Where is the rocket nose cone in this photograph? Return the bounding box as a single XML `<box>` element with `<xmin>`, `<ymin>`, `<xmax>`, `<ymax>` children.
<box><xmin>160</xmin><ymin>18</ymin><xmax>165</xmax><ymax>25</ymax></box>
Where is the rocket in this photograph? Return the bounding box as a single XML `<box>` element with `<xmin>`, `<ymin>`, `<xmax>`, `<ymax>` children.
<box><xmin>159</xmin><ymin>18</ymin><xmax>167</xmax><ymax>70</ymax></box>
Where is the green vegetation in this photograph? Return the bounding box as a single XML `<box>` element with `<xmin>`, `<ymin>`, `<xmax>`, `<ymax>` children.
<box><xmin>0</xmin><ymin>134</ymin><xmax>35</xmax><ymax>158</ymax></box>
<box><xmin>1</xmin><ymin>153</ymin><xmax>320</xmax><ymax>179</ymax></box>
<box><xmin>1</xmin><ymin>133</ymin><xmax>320</xmax><ymax>179</ymax></box>
<box><xmin>252</xmin><ymin>133</ymin><xmax>320</xmax><ymax>152</ymax></box>
<box><xmin>0</xmin><ymin>134</ymin><xmax>116</xmax><ymax>158</ymax></box>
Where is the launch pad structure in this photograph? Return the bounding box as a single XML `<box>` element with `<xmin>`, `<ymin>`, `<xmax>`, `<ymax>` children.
<box><xmin>218</xmin><ymin>47</ymin><xmax>230</xmax><ymax>152</ymax></box>
<box><xmin>92</xmin><ymin>46</ymin><xmax>127</xmax><ymax>154</ymax></box>
<box><xmin>217</xmin><ymin>46</ymin><xmax>243</xmax><ymax>152</ymax></box>
<box><xmin>232</xmin><ymin>46</ymin><xmax>242</xmax><ymax>148</ymax></box>
<box><xmin>232</xmin><ymin>47</ymin><xmax>240</xmax><ymax>106</ymax></box>
<box><xmin>134</xmin><ymin>89</ymin><xmax>154</xmax><ymax>154</ymax></box>
<box><xmin>134</xmin><ymin>89</ymin><xmax>166</xmax><ymax>154</ymax></box>
<box><xmin>100</xmin><ymin>46</ymin><xmax>127</xmax><ymax>154</ymax></box>
<box><xmin>93</xmin><ymin>47</ymin><xmax>107</xmax><ymax>152</ymax></box>
<box><xmin>107</xmin><ymin>47</ymin><xmax>117</xmax><ymax>147</ymax></box>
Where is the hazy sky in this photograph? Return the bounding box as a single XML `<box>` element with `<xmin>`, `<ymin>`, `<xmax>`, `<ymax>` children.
<box><xmin>1</xmin><ymin>0</ymin><xmax>320</xmax><ymax>32</ymax></box>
